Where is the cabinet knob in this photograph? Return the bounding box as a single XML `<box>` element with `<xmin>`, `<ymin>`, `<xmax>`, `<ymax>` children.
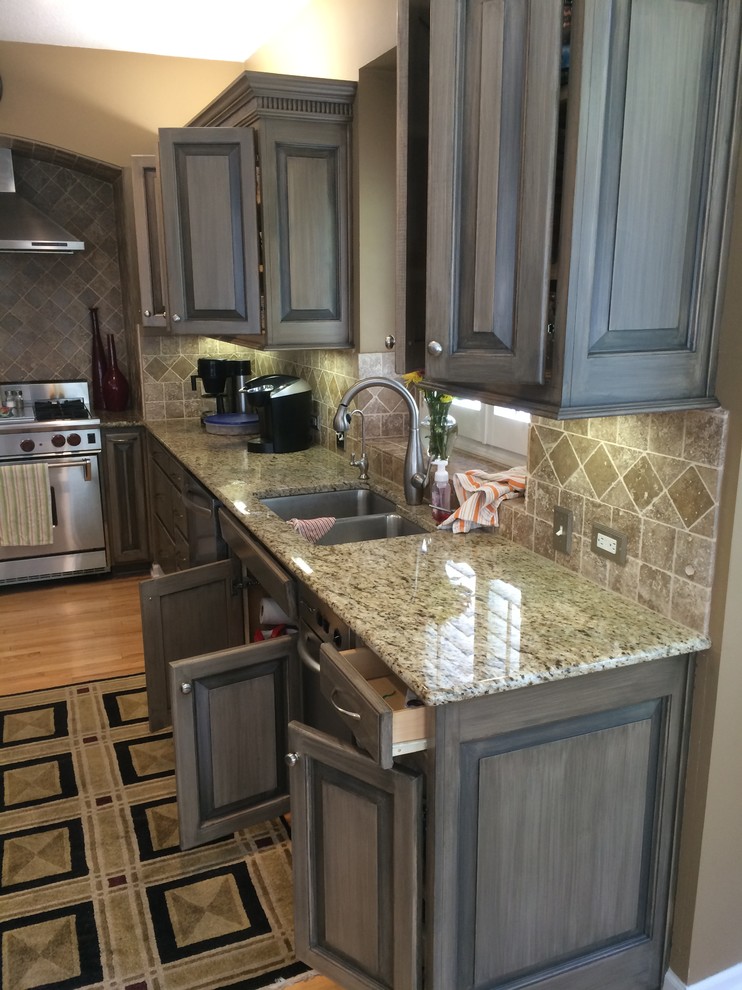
<box><xmin>172</xmin><ymin>313</ymin><xmax>181</xmax><ymax>322</ymax></box>
<box><xmin>285</xmin><ymin>752</ymin><xmax>299</xmax><ymax>767</ymax></box>
<box><xmin>144</xmin><ymin>309</ymin><xmax>152</xmax><ymax>317</ymax></box>
<box><xmin>384</xmin><ymin>334</ymin><xmax>396</xmax><ymax>350</ymax></box>
<box><xmin>427</xmin><ymin>340</ymin><xmax>443</xmax><ymax>356</ymax></box>
<box><xmin>180</xmin><ymin>682</ymin><xmax>192</xmax><ymax>694</ymax></box>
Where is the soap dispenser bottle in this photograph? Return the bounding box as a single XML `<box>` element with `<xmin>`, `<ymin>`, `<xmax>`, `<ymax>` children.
<box><xmin>431</xmin><ymin>458</ymin><xmax>452</xmax><ymax>523</ymax></box>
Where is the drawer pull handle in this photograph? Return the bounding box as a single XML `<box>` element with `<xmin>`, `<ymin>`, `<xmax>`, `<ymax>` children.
<box><xmin>330</xmin><ymin>690</ymin><xmax>361</xmax><ymax>720</ymax></box>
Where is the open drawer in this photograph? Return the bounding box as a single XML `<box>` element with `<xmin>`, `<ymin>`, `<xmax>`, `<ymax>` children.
<box><xmin>320</xmin><ymin>643</ymin><xmax>433</xmax><ymax>769</ymax></box>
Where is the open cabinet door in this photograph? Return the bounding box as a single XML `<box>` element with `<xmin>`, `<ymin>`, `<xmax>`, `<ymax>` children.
<box><xmin>169</xmin><ymin>635</ymin><xmax>301</xmax><ymax>850</ymax></box>
<box><xmin>288</xmin><ymin>722</ymin><xmax>423</xmax><ymax>990</ymax></box>
<box><xmin>140</xmin><ymin>557</ymin><xmax>244</xmax><ymax>731</ymax></box>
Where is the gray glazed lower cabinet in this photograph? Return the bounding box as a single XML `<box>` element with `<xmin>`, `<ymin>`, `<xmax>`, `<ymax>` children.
<box><xmin>140</xmin><ymin>509</ymin><xmax>300</xmax><ymax>848</ymax></box>
<box><xmin>288</xmin><ymin>651</ymin><xmax>694</xmax><ymax>990</ymax></box>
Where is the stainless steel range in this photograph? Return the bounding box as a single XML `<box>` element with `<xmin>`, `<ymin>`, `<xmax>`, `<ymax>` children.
<box><xmin>0</xmin><ymin>380</ymin><xmax>108</xmax><ymax>585</ymax></box>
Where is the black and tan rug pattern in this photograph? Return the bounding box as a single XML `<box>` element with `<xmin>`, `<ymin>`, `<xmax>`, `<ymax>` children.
<box><xmin>0</xmin><ymin>674</ymin><xmax>312</xmax><ymax>990</ymax></box>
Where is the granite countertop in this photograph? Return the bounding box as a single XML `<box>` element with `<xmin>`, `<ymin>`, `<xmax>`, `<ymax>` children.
<box><xmin>147</xmin><ymin>419</ymin><xmax>709</xmax><ymax>706</ymax></box>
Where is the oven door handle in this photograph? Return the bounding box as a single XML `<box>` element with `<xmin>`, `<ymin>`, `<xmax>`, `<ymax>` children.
<box><xmin>47</xmin><ymin>458</ymin><xmax>93</xmax><ymax>481</ymax></box>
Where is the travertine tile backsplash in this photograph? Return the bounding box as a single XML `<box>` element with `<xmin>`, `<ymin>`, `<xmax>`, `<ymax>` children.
<box><xmin>498</xmin><ymin>410</ymin><xmax>727</xmax><ymax>635</ymax></box>
<box><xmin>140</xmin><ymin>334</ymin><xmax>724</xmax><ymax>634</ymax></box>
<box><xmin>0</xmin><ymin>150</ymin><xmax>130</xmax><ymax>391</ymax></box>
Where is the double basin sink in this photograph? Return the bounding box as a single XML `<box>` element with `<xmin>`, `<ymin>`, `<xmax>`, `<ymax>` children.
<box><xmin>260</xmin><ymin>488</ymin><xmax>427</xmax><ymax>545</ymax></box>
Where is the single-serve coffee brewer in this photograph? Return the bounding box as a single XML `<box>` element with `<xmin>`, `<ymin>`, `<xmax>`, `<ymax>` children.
<box><xmin>242</xmin><ymin>375</ymin><xmax>312</xmax><ymax>453</ymax></box>
<box><xmin>191</xmin><ymin>358</ymin><xmax>252</xmax><ymax>414</ymax></box>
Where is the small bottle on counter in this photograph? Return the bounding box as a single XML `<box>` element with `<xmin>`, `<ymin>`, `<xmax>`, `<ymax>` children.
<box><xmin>431</xmin><ymin>458</ymin><xmax>452</xmax><ymax>523</ymax></box>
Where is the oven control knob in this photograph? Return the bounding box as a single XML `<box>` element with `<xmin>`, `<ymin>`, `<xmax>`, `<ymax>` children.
<box><xmin>67</xmin><ymin>433</ymin><xmax>81</xmax><ymax>447</ymax></box>
<box><xmin>20</xmin><ymin>438</ymin><xmax>35</xmax><ymax>453</ymax></box>
<box><xmin>51</xmin><ymin>434</ymin><xmax>66</xmax><ymax>448</ymax></box>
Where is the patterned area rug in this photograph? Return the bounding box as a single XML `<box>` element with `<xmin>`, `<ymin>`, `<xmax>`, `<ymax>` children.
<box><xmin>0</xmin><ymin>674</ymin><xmax>312</xmax><ymax>990</ymax></box>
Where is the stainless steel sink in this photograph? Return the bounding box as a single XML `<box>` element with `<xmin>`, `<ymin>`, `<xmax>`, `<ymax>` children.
<box><xmin>315</xmin><ymin>513</ymin><xmax>427</xmax><ymax>545</ymax></box>
<box><xmin>260</xmin><ymin>488</ymin><xmax>397</xmax><ymax>520</ymax></box>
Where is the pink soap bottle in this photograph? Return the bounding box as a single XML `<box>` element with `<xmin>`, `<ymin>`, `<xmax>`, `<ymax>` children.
<box><xmin>431</xmin><ymin>459</ymin><xmax>452</xmax><ymax>523</ymax></box>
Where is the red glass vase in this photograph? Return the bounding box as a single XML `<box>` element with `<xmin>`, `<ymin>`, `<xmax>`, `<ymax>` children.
<box><xmin>102</xmin><ymin>334</ymin><xmax>130</xmax><ymax>412</ymax></box>
<box><xmin>89</xmin><ymin>307</ymin><xmax>107</xmax><ymax>411</ymax></box>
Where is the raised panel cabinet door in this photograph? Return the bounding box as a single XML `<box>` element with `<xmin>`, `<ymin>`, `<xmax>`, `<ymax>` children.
<box><xmin>429</xmin><ymin>656</ymin><xmax>692</xmax><ymax>990</ymax></box>
<box><xmin>131</xmin><ymin>155</ymin><xmax>169</xmax><ymax>328</ymax></box>
<box><xmin>259</xmin><ymin>117</ymin><xmax>352</xmax><ymax>348</ymax></box>
<box><xmin>139</xmin><ymin>557</ymin><xmax>244</xmax><ymax>731</ymax></box>
<box><xmin>426</xmin><ymin>0</ymin><xmax>563</xmax><ymax>386</ymax></box>
<box><xmin>564</xmin><ymin>0</ymin><xmax>742</xmax><ymax>411</ymax></box>
<box><xmin>169</xmin><ymin>636</ymin><xmax>301</xmax><ymax>849</ymax></box>
<box><xmin>102</xmin><ymin>428</ymin><xmax>150</xmax><ymax>566</ymax></box>
<box><xmin>288</xmin><ymin>722</ymin><xmax>423</xmax><ymax>990</ymax></box>
<box><xmin>158</xmin><ymin>127</ymin><xmax>262</xmax><ymax>336</ymax></box>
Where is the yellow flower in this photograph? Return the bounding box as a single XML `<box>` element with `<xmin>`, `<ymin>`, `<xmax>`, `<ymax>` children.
<box><xmin>402</xmin><ymin>370</ymin><xmax>424</xmax><ymax>387</ymax></box>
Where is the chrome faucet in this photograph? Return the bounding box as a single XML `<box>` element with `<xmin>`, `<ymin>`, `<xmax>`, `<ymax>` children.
<box><xmin>333</xmin><ymin>377</ymin><xmax>427</xmax><ymax>504</ymax></box>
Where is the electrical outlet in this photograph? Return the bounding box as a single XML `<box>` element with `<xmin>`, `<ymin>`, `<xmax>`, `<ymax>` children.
<box><xmin>309</xmin><ymin>413</ymin><xmax>319</xmax><ymax>431</ymax></box>
<box><xmin>553</xmin><ymin>506</ymin><xmax>573</xmax><ymax>554</ymax></box>
<box><xmin>591</xmin><ymin>523</ymin><xmax>628</xmax><ymax>565</ymax></box>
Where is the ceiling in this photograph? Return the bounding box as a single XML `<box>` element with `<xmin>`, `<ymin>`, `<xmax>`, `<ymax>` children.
<box><xmin>0</xmin><ymin>0</ymin><xmax>313</xmax><ymax>62</ymax></box>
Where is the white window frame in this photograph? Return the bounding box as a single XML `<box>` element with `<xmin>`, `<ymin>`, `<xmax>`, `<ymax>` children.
<box><xmin>450</xmin><ymin>398</ymin><xmax>530</xmax><ymax>467</ymax></box>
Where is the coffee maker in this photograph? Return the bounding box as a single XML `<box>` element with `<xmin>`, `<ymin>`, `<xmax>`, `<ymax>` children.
<box><xmin>191</xmin><ymin>358</ymin><xmax>252</xmax><ymax>415</ymax></box>
<box><xmin>242</xmin><ymin>375</ymin><xmax>312</xmax><ymax>453</ymax></box>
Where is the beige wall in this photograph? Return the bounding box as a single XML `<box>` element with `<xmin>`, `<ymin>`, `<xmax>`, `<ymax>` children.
<box><xmin>0</xmin><ymin>42</ymin><xmax>242</xmax><ymax>165</ymax></box>
<box><xmin>670</xmin><ymin>157</ymin><xmax>742</xmax><ymax>985</ymax></box>
<box><xmin>243</xmin><ymin>0</ymin><xmax>397</xmax><ymax>78</ymax></box>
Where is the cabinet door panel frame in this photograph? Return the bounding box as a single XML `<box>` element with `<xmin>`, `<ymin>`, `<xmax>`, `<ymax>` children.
<box><xmin>170</xmin><ymin>636</ymin><xmax>300</xmax><ymax>849</ymax></box>
<box><xmin>289</xmin><ymin>722</ymin><xmax>423</xmax><ymax>990</ymax></box>
<box><xmin>159</xmin><ymin>127</ymin><xmax>262</xmax><ymax>336</ymax></box>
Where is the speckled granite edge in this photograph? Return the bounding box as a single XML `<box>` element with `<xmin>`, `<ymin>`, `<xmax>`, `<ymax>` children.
<box><xmin>146</xmin><ymin>420</ymin><xmax>710</xmax><ymax>706</ymax></box>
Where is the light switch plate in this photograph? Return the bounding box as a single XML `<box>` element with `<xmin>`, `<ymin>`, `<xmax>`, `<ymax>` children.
<box><xmin>553</xmin><ymin>506</ymin><xmax>573</xmax><ymax>554</ymax></box>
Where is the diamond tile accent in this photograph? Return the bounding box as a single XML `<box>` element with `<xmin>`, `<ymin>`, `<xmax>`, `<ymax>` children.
<box><xmin>584</xmin><ymin>445</ymin><xmax>620</xmax><ymax>498</ymax></box>
<box><xmin>550</xmin><ymin>435</ymin><xmax>580</xmax><ymax>485</ymax></box>
<box><xmin>624</xmin><ymin>455</ymin><xmax>664</xmax><ymax>512</ymax></box>
<box><xmin>668</xmin><ymin>467</ymin><xmax>714</xmax><ymax>528</ymax></box>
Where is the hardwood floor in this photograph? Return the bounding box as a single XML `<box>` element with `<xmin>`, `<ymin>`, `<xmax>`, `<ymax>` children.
<box><xmin>0</xmin><ymin>572</ymin><xmax>342</xmax><ymax>990</ymax></box>
<box><xmin>0</xmin><ymin>573</ymin><xmax>146</xmax><ymax>695</ymax></box>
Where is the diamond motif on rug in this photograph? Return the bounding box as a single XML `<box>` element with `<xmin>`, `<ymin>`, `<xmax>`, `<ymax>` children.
<box><xmin>102</xmin><ymin>688</ymin><xmax>148</xmax><ymax>727</ymax></box>
<box><xmin>0</xmin><ymin>676</ymin><xmax>308</xmax><ymax>988</ymax></box>
<box><xmin>145</xmin><ymin>800</ymin><xmax>180</xmax><ymax>852</ymax></box>
<box><xmin>3</xmin><ymin>826</ymin><xmax>72</xmax><ymax>886</ymax></box>
<box><xmin>0</xmin><ymin>901</ymin><xmax>102</xmax><ymax>990</ymax></box>
<box><xmin>2</xmin><ymin>756</ymin><xmax>72</xmax><ymax>808</ymax></box>
<box><xmin>165</xmin><ymin>873</ymin><xmax>250</xmax><ymax>946</ymax></box>
<box><xmin>1</xmin><ymin>702</ymin><xmax>67</xmax><ymax>746</ymax></box>
<box><xmin>114</xmin><ymin>733</ymin><xmax>174</xmax><ymax>784</ymax></box>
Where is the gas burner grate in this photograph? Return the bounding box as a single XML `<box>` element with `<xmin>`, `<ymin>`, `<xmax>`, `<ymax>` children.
<box><xmin>34</xmin><ymin>399</ymin><xmax>91</xmax><ymax>422</ymax></box>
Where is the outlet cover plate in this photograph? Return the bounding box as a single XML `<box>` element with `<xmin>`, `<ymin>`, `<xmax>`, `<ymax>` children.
<box><xmin>553</xmin><ymin>506</ymin><xmax>573</xmax><ymax>554</ymax></box>
<box><xmin>591</xmin><ymin>523</ymin><xmax>628</xmax><ymax>565</ymax></box>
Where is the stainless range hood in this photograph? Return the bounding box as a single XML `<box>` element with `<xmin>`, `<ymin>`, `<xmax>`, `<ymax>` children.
<box><xmin>0</xmin><ymin>149</ymin><xmax>85</xmax><ymax>253</ymax></box>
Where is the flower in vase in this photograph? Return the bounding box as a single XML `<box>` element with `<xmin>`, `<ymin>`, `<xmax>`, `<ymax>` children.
<box><xmin>403</xmin><ymin>371</ymin><xmax>457</xmax><ymax>461</ymax></box>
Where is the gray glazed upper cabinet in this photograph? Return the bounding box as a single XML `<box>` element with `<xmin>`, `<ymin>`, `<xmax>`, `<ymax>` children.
<box><xmin>139</xmin><ymin>507</ymin><xmax>300</xmax><ymax>849</ymax></box>
<box><xmin>288</xmin><ymin>647</ymin><xmax>693</xmax><ymax>990</ymax></box>
<box><xmin>425</xmin><ymin>0</ymin><xmax>742</xmax><ymax>417</ymax></box>
<box><xmin>159</xmin><ymin>71</ymin><xmax>356</xmax><ymax>349</ymax></box>
<box><xmin>157</xmin><ymin>127</ymin><xmax>263</xmax><ymax>338</ymax></box>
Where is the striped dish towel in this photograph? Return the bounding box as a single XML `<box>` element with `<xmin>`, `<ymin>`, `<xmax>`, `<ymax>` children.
<box><xmin>437</xmin><ymin>467</ymin><xmax>526</xmax><ymax>534</ymax></box>
<box><xmin>0</xmin><ymin>462</ymin><xmax>54</xmax><ymax>546</ymax></box>
<box><xmin>289</xmin><ymin>516</ymin><xmax>336</xmax><ymax>543</ymax></box>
